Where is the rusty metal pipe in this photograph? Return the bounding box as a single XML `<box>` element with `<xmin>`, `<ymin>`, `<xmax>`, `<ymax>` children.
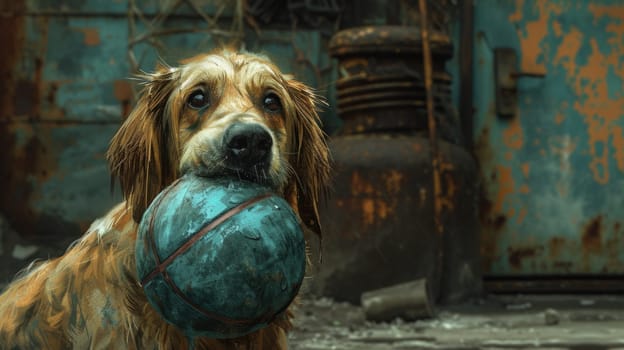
<box><xmin>419</xmin><ymin>0</ymin><xmax>443</xmax><ymax>236</ymax></box>
<box><xmin>419</xmin><ymin>0</ymin><xmax>445</xmax><ymax>303</ymax></box>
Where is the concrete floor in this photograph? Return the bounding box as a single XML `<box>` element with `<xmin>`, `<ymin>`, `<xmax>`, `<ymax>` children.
<box><xmin>288</xmin><ymin>294</ymin><xmax>624</xmax><ymax>349</ymax></box>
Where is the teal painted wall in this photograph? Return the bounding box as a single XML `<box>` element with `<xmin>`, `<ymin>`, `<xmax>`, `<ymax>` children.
<box><xmin>1</xmin><ymin>0</ymin><xmax>337</xmax><ymax>241</ymax></box>
<box><xmin>469</xmin><ymin>0</ymin><xmax>624</xmax><ymax>275</ymax></box>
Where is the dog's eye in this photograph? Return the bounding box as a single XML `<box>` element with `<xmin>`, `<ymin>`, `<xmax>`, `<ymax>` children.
<box><xmin>187</xmin><ymin>90</ymin><xmax>209</xmax><ymax>109</ymax></box>
<box><xmin>263</xmin><ymin>93</ymin><xmax>282</xmax><ymax>113</ymax></box>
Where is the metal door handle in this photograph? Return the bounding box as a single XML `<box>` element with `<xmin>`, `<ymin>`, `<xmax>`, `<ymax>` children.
<box><xmin>494</xmin><ymin>48</ymin><xmax>546</xmax><ymax>118</ymax></box>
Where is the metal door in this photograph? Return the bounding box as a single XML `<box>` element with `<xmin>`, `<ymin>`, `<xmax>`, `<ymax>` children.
<box><xmin>474</xmin><ymin>1</ymin><xmax>624</xmax><ymax>276</ymax></box>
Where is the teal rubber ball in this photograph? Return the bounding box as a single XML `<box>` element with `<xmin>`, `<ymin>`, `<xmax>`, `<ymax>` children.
<box><xmin>135</xmin><ymin>175</ymin><xmax>306</xmax><ymax>339</ymax></box>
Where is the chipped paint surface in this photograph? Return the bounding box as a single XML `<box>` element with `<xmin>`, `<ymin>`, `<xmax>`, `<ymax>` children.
<box><xmin>1</xmin><ymin>1</ymin><xmax>330</xmax><ymax>242</ymax></box>
<box><xmin>474</xmin><ymin>0</ymin><xmax>624</xmax><ymax>275</ymax></box>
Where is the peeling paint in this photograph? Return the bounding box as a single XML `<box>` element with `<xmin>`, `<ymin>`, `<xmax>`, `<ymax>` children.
<box><xmin>474</xmin><ymin>0</ymin><xmax>624</xmax><ymax>275</ymax></box>
<box><xmin>75</xmin><ymin>27</ymin><xmax>101</xmax><ymax>46</ymax></box>
<box><xmin>508</xmin><ymin>0</ymin><xmax>563</xmax><ymax>74</ymax></box>
<box><xmin>571</xmin><ymin>35</ymin><xmax>624</xmax><ymax>184</ymax></box>
<box><xmin>553</xmin><ymin>27</ymin><xmax>583</xmax><ymax>74</ymax></box>
<box><xmin>502</xmin><ymin>118</ymin><xmax>524</xmax><ymax>150</ymax></box>
<box><xmin>494</xmin><ymin>165</ymin><xmax>515</xmax><ymax>215</ymax></box>
<box><xmin>1</xmin><ymin>3</ymin><xmax>333</xmax><ymax>245</ymax></box>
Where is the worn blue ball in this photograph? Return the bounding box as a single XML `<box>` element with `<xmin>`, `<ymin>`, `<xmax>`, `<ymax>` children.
<box><xmin>135</xmin><ymin>175</ymin><xmax>306</xmax><ymax>339</ymax></box>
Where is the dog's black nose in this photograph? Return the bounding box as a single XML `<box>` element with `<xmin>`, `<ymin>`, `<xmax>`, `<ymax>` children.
<box><xmin>224</xmin><ymin>123</ymin><xmax>273</xmax><ymax>166</ymax></box>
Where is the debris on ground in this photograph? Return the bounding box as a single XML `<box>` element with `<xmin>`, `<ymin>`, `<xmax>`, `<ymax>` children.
<box><xmin>361</xmin><ymin>279</ymin><xmax>435</xmax><ymax>322</ymax></box>
<box><xmin>290</xmin><ymin>294</ymin><xmax>624</xmax><ymax>349</ymax></box>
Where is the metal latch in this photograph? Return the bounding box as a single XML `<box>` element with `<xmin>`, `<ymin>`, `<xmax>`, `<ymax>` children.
<box><xmin>494</xmin><ymin>48</ymin><xmax>546</xmax><ymax>118</ymax></box>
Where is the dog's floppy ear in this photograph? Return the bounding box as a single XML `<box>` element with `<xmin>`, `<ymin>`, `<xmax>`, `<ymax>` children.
<box><xmin>285</xmin><ymin>79</ymin><xmax>331</xmax><ymax>237</ymax></box>
<box><xmin>107</xmin><ymin>67</ymin><xmax>180</xmax><ymax>223</ymax></box>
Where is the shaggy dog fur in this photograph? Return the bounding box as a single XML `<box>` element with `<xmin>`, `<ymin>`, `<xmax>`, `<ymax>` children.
<box><xmin>0</xmin><ymin>50</ymin><xmax>330</xmax><ymax>349</ymax></box>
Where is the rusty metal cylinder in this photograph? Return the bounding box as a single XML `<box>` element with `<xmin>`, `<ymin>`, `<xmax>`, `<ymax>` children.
<box><xmin>314</xmin><ymin>135</ymin><xmax>481</xmax><ymax>303</ymax></box>
<box><xmin>311</xmin><ymin>26</ymin><xmax>481</xmax><ymax>304</ymax></box>
<box><xmin>328</xmin><ymin>26</ymin><xmax>460</xmax><ymax>143</ymax></box>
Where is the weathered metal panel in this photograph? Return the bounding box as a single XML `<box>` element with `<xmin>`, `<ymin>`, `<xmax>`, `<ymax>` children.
<box><xmin>473</xmin><ymin>0</ymin><xmax>624</xmax><ymax>275</ymax></box>
<box><xmin>1</xmin><ymin>1</ymin><xmax>330</xmax><ymax>246</ymax></box>
<box><xmin>1</xmin><ymin>13</ymin><xmax>130</xmax><ymax>240</ymax></box>
<box><xmin>26</xmin><ymin>18</ymin><xmax>130</xmax><ymax>121</ymax></box>
<box><xmin>4</xmin><ymin>123</ymin><xmax>122</xmax><ymax>234</ymax></box>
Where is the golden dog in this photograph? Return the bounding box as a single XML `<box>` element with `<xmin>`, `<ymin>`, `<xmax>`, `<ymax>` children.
<box><xmin>0</xmin><ymin>50</ymin><xmax>330</xmax><ymax>349</ymax></box>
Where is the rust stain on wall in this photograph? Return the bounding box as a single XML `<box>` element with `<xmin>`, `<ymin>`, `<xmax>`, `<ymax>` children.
<box><xmin>588</xmin><ymin>4</ymin><xmax>624</xmax><ymax>21</ymax></box>
<box><xmin>509</xmin><ymin>1</ymin><xmax>563</xmax><ymax>74</ymax></box>
<box><xmin>508</xmin><ymin>246</ymin><xmax>538</xmax><ymax>270</ymax></box>
<box><xmin>0</xmin><ymin>123</ymin><xmax>61</xmax><ymax>238</ymax></box>
<box><xmin>548</xmin><ymin>5</ymin><xmax>624</xmax><ymax>185</ymax></box>
<box><xmin>582</xmin><ymin>216</ymin><xmax>603</xmax><ymax>255</ymax></box>
<box><xmin>76</xmin><ymin>28</ymin><xmax>101</xmax><ymax>46</ymax></box>
<box><xmin>113</xmin><ymin>80</ymin><xmax>133</xmax><ymax>118</ymax></box>
<box><xmin>502</xmin><ymin>116</ymin><xmax>525</xmax><ymax>150</ymax></box>
<box><xmin>507</xmin><ymin>0</ymin><xmax>524</xmax><ymax>23</ymax></box>
<box><xmin>494</xmin><ymin>165</ymin><xmax>515</xmax><ymax>215</ymax></box>
<box><xmin>605</xmin><ymin>233</ymin><xmax>624</xmax><ymax>272</ymax></box>
<box><xmin>548</xmin><ymin>237</ymin><xmax>566</xmax><ymax>258</ymax></box>
<box><xmin>553</xmin><ymin>26</ymin><xmax>583</xmax><ymax>74</ymax></box>
<box><xmin>0</xmin><ymin>3</ymin><xmax>37</xmax><ymax>237</ymax></box>
<box><xmin>478</xmin><ymin>0</ymin><xmax>624</xmax><ymax>275</ymax></box>
<box><xmin>552</xmin><ymin>20</ymin><xmax>562</xmax><ymax>37</ymax></box>
<box><xmin>573</xmin><ymin>38</ymin><xmax>624</xmax><ymax>184</ymax></box>
<box><xmin>0</xmin><ymin>4</ymin><xmax>25</xmax><ymax>120</ymax></box>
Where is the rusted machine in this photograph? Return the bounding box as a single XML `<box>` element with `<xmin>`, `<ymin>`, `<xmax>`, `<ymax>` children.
<box><xmin>312</xmin><ymin>26</ymin><xmax>481</xmax><ymax>304</ymax></box>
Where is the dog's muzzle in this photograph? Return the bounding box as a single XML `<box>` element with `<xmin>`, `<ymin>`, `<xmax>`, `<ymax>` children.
<box><xmin>223</xmin><ymin>123</ymin><xmax>273</xmax><ymax>172</ymax></box>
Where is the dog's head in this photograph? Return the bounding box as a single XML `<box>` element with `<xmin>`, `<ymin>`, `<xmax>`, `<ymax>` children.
<box><xmin>107</xmin><ymin>50</ymin><xmax>330</xmax><ymax>235</ymax></box>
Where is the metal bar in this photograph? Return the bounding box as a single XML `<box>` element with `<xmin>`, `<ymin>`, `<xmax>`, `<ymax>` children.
<box><xmin>419</xmin><ymin>0</ymin><xmax>444</xmax><ymax>303</ymax></box>
<box><xmin>459</xmin><ymin>0</ymin><xmax>474</xmax><ymax>149</ymax></box>
<box><xmin>418</xmin><ymin>0</ymin><xmax>443</xmax><ymax>236</ymax></box>
<box><xmin>510</xmin><ymin>72</ymin><xmax>547</xmax><ymax>79</ymax></box>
